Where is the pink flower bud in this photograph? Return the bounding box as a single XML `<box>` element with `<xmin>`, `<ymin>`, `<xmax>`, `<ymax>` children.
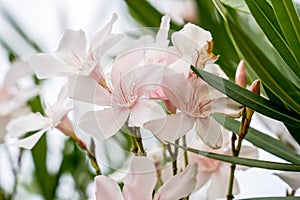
<box><xmin>246</xmin><ymin>79</ymin><xmax>261</xmax><ymax>120</ymax></box>
<box><xmin>56</xmin><ymin>115</ymin><xmax>75</xmax><ymax>138</ymax></box>
<box><xmin>249</xmin><ymin>79</ymin><xmax>260</xmax><ymax>95</ymax></box>
<box><xmin>235</xmin><ymin>60</ymin><xmax>247</xmax><ymax>88</ymax></box>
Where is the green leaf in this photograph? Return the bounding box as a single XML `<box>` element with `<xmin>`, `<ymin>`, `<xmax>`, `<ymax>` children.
<box><xmin>271</xmin><ymin>0</ymin><xmax>300</xmax><ymax>65</ymax></box>
<box><xmin>173</xmin><ymin>143</ymin><xmax>300</xmax><ymax>171</ymax></box>
<box><xmin>0</xmin><ymin>6</ymin><xmax>42</xmax><ymax>52</ymax></box>
<box><xmin>220</xmin><ymin>0</ymin><xmax>250</xmax><ymax>13</ymax></box>
<box><xmin>191</xmin><ymin>67</ymin><xmax>300</xmax><ymax>127</ymax></box>
<box><xmin>58</xmin><ymin>139</ymin><xmax>94</xmax><ymax>199</ymax></box>
<box><xmin>245</xmin><ymin>0</ymin><xmax>300</xmax><ymax>81</ymax></box>
<box><xmin>31</xmin><ymin>135</ymin><xmax>57</xmax><ymax>200</ymax></box>
<box><xmin>125</xmin><ymin>0</ymin><xmax>181</xmax><ymax>30</ymax></box>
<box><xmin>196</xmin><ymin>0</ymin><xmax>240</xmax><ymax>80</ymax></box>
<box><xmin>226</xmin><ymin>21</ymin><xmax>300</xmax><ymax>113</ymax></box>
<box><xmin>212</xmin><ymin>113</ymin><xmax>300</xmax><ymax>163</ymax></box>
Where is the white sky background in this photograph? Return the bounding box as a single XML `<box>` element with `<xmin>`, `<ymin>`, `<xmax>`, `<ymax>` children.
<box><xmin>0</xmin><ymin>0</ymin><xmax>299</xmax><ymax>199</ymax></box>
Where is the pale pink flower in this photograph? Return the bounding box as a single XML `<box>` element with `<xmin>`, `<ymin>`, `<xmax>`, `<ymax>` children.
<box><xmin>0</xmin><ymin>61</ymin><xmax>38</xmax><ymax>116</ymax></box>
<box><xmin>94</xmin><ymin>156</ymin><xmax>198</xmax><ymax>200</ymax></box>
<box><xmin>171</xmin><ymin>23</ymin><xmax>218</xmax><ymax>69</ymax></box>
<box><xmin>0</xmin><ymin>61</ymin><xmax>38</xmax><ymax>143</ymax></box>
<box><xmin>30</xmin><ymin>14</ymin><xmax>122</xmax><ymax>80</ymax></box>
<box><xmin>110</xmin><ymin>15</ymin><xmax>177</xmax><ymax>86</ymax></box>
<box><xmin>189</xmin><ymin>139</ymin><xmax>258</xmax><ymax>200</ymax></box>
<box><xmin>6</xmin><ymin>84</ymin><xmax>72</xmax><ymax>149</ymax></box>
<box><xmin>76</xmin><ymin>65</ymin><xmax>167</xmax><ymax>141</ymax></box>
<box><xmin>145</xmin><ymin>69</ymin><xmax>241</xmax><ymax>148</ymax></box>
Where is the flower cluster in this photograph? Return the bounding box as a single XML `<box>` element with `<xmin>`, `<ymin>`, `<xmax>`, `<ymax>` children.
<box><xmin>5</xmin><ymin>14</ymin><xmax>260</xmax><ymax>199</ymax></box>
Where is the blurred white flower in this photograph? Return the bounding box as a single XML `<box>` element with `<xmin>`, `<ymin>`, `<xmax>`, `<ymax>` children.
<box><xmin>188</xmin><ymin>139</ymin><xmax>258</xmax><ymax>200</ymax></box>
<box><xmin>276</xmin><ymin>172</ymin><xmax>300</xmax><ymax>191</ymax></box>
<box><xmin>94</xmin><ymin>156</ymin><xmax>198</xmax><ymax>200</ymax></box>
<box><xmin>0</xmin><ymin>61</ymin><xmax>38</xmax><ymax>143</ymax></box>
<box><xmin>6</xmin><ymin>84</ymin><xmax>72</xmax><ymax>149</ymax></box>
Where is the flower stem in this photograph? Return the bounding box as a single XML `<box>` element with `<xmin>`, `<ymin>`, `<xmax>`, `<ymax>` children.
<box><xmin>134</xmin><ymin>127</ymin><xmax>146</xmax><ymax>156</ymax></box>
<box><xmin>73</xmin><ymin>135</ymin><xmax>102</xmax><ymax>175</ymax></box>
<box><xmin>182</xmin><ymin>135</ymin><xmax>189</xmax><ymax>167</ymax></box>
<box><xmin>167</xmin><ymin>139</ymin><xmax>179</xmax><ymax>175</ymax></box>
<box><xmin>227</xmin><ymin>108</ymin><xmax>250</xmax><ymax>200</ymax></box>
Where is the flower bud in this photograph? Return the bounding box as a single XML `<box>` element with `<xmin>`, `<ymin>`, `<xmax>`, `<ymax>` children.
<box><xmin>246</xmin><ymin>79</ymin><xmax>260</xmax><ymax>120</ymax></box>
<box><xmin>249</xmin><ymin>79</ymin><xmax>260</xmax><ymax>95</ymax></box>
<box><xmin>56</xmin><ymin>115</ymin><xmax>75</xmax><ymax>138</ymax></box>
<box><xmin>235</xmin><ymin>60</ymin><xmax>247</xmax><ymax>88</ymax></box>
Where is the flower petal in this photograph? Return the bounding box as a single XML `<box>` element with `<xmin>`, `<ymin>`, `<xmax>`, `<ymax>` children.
<box><xmin>276</xmin><ymin>172</ymin><xmax>300</xmax><ymax>190</ymax></box>
<box><xmin>237</xmin><ymin>146</ymin><xmax>259</xmax><ymax>170</ymax></box>
<box><xmin>6</xmin><ymin>113</ymin><xmax>52</xmax><ymax>138</ymax></box>
<box><xmin>207</xmin><ymin>167</ymin><xmax>239</xmax><ymax>200</ymax></box>
<box><xmin>155</xmin><ymin>15</ymin><xmax>170</xmax><ymax>48</ymax></box>
<box><xmin>168</xmin><ymin>57</ymin><xmax>191</xmax><ymax>77</ymax></box>
<box><xmin>68</xmin><ymin>76</ymin><xmax>112</xmax><ymax>106</ymax></box>
<box><xmin>172</xmin><ymin>23</ymin><xmax>212</xmax><ymax>65</ymax></box>
<box><xmin>30</xmin><ymin>54</ymin><xmax>77</xmax><ymax>79</ymax></box>
<box><xmin>196</xmin><ymin>117</ymin><xmax>223</xmax><ymax>149</ymax></box>
<box><xmin>239</xmin><ymin>145</ymin><xmax>258</xmax><ymax>159</ymax></box>
<box><xmin>210</xmin><ymin>97</ymin><xmax>243</xmax><ymax>118</ymax></box>
<box><xmin>90</xmin><ymin>13</ymin><xmax>118</xmax><ymax>52</ymax></box>
<box><xmin>10</xmin><ymin>127</ymin><xmax>49</xmax><ymax>149</ymax></box>
<box><xmin>79</xmin><ymin>107</ymin><xmax>129</xmax><ymax>140</ymax></box>
<box><xmin>128</xmin><ymin>99</ymin><xmax>165</xmax><ymax>127</ymax></box>
<box><xmin>154</xmin><ymin>163</ymin><xmax>198</xmax><ymax>200</ymax></box>
<box><xmin>144</xmin><ymin>113</ymin><xmax>194</xmax><ymax>142</ymax></box>
<box><xmin>55</xmin><ymin>30</ymin><xmax>87</xmax><ymax>64</ymax></box>
<box><xmin>123</xmin><ymin>157</ymin><xmax>156</xmax><ymax>200</ymax></box>
<box><xmin>161</xmin><ymin>69</ymin><xmax>194</xmax><ymax>109</ymax></box>
<box><xmin>204</xmin><ymin>63</ymin><xmax>228</xmax><ymax>79</ymax></box>
<box><xmin>110</xmin><ymin>49</ymin><xmax>146</xmax><ymax>88</ymax></box>
<box><xmin>3</xmin><ymin>61</ymin><xmax>33</xmax><ymax>88</ymax></box>
<box><xmin>94</xmin><ymin>175</ymin><xmax>123</xmax><ymax>200</ymax></box>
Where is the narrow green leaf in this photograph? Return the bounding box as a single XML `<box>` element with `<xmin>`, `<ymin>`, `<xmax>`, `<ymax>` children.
<box><xmin>173</xmin><ymin>144</ymin><xmax>300</xmax><ymax>171</ymax></box>
<box><xmin>245</xmin><ymin>0</ymin><xmax>300</xmax><ymax>81</ymax></box>
<box><xmin>0</xmin><ymin>6</ymin><xmax>42</xmax><ymax>52</ymax></box>
<box><xmin>31</xmin><ymin>135</ymin><xmax>56</xmax><ymax>200</ymax></box>
<box><xmin>125</xmin><ymin>0</ymin><xmax>181</xmax><ymax>30</ymax></box>
<box><xmin>196</xmin><ymin>0</ymin><xmax>240</xmax><ymax>80</ymax></box>
<box><xmin>191</xmin><ymin>66</ymin><xmax>300</xmax><ymax>127</ymax></box>
<box><xmin>271</xmin><ymin>0</ymin><xmax>300</xmax><ymax>64</ymax></box>
<box><xmin>226</xmin><ymin>21</ymin><xmax>300</xmax><ymax>112</ymax></box>
<box><xmin>220</xmin><ymin>0</ymin><xmax>250</xmax><ymax>13</ymax></box>
<box><xmin>212</xmin><ymin>113</ymin><xmax>300</xmax><ymax>163</ymax></box>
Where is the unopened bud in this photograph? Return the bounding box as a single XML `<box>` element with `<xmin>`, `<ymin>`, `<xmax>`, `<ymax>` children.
<box><xmin>246</xmin><ymin>79</ymin><xmax>260</xmax><ymax>120</ymax></box>
<box><xmin>235</xmin><ymin>60</ymin><xmax>247</xmax><ymax>87</ymax></box>
<box><xmin>56</xmin><ymin>115</ymin><xmax>76</xmax><ymax>138</ymax></box>
<box><xmin>249</xmin><ymin>79</ymin><xmax>260</xmax><ymax>95</ymax></box>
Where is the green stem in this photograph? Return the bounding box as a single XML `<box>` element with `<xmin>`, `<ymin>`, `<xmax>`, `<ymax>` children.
<box><xmin>74</xmin><ymin>136</ymin><xmax>102</xmax><ymax>175</ymax></box>
<box><xmin>227</xmin><ymin>108</ymin><xmax>248</xmax><ymax>200</ymax></box>
<box><xmin>135</xmin><ymin>127</ymin><xmax>146</xmax><ymax>156</ymax></box>
<box><xmin>167</xmin><ymin>139</ymin><xmax>180</xmax><ymax>175</ymax></box>
<box><xmin>130</xmin><ymin>134</ymin><xmax>139</xmax><ymax>155</ymax></box>
<box><xmin>182</xmin><ymin>135</ymin><xmax>189</xmax><ymax>167</ymax></box>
